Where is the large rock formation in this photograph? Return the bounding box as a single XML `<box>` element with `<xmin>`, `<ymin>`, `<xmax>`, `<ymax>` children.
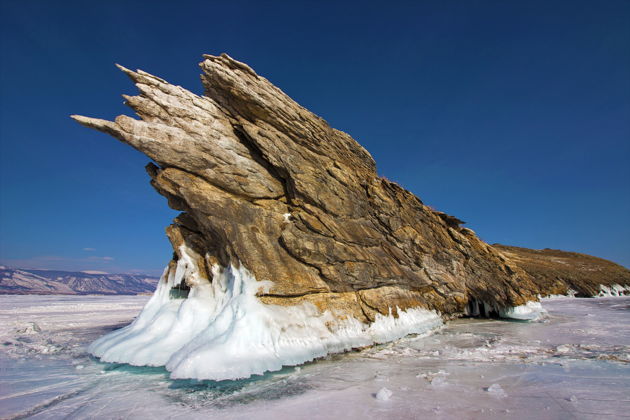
<box><xmin>71</xmin><ymin>54</ymin><xmax>628</xmax><ymax>379</ymax></box>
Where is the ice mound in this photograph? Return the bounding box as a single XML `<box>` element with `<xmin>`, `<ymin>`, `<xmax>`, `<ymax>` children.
<box><xmin>485</xmin><ymin>383</ymin><xmax>507</xmax><ymax>398</ymax></box>
<box><xmin>89</xmin><ymin>246</ymin><xmax>443</xmax><ymax>380</ymax></box>
<box><xmin>465</xmin><ymin>298</ymin><xmax>547</xmax><ymax>321</ymax></box>
<box><xmin>499</xmin><ymin>301</ymin><xmax>547</xmax><ymax>321</ymax></box>
<box><xmin>375</xmin><ymin>387</ymin><xmax>393</xmax><ymax>401</ymax></box>
<box><xmin>16</xmin><ymin>322</ymin><xmax>42</xmax><ymax>334</ymax></box>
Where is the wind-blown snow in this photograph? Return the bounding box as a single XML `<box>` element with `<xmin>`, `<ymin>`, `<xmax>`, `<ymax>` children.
<box><xmin>89</xmin><ymin>246</ymin><xmax>443</xmax><ymax>380</ymax></box>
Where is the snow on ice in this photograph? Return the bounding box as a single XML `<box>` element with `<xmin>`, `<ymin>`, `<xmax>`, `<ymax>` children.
<box><xmin>374</xmin><ymin>387</ymin><xmax>393</xmax><ymax>401</ymax></box>
<box><xmin>2</xmin><ymin>284</ymin><xmax>630</xmax><ymax>418</ymax></box>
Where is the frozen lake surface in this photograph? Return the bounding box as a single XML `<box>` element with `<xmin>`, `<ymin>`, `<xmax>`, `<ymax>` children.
<box><xmin>1</xmin><ymin>294</ymin><xmax>629</xmax><ymax>419</ymax></box>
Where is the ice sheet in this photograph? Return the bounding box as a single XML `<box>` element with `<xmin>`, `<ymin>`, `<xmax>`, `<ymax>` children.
<box><xmin>2</xmin><ymin>294</ymin><xmax>630</xmax><ymax>419</ymax></box>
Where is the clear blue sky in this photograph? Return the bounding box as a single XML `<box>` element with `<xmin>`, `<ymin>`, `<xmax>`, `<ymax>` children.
<box><xmin>1</xmin><ymin>0</ymin><xmax>628</xmax><ymax>275</ymax></box>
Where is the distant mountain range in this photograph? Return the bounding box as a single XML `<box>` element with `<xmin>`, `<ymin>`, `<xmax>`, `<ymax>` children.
<box><xmin>0</xmin><ymin>266</ymin><xmax>159</xmax><ymax>295</ymax></box>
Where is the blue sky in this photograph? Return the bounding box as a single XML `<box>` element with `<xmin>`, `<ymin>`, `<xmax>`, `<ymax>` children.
<box><xmin>1</xmin><ymin>0</ymin><xmax>628</xmax><ymax>275</ymax></box>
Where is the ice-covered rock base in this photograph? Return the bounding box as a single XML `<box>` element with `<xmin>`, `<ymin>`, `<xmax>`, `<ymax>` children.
<box><xmin>499</xmin><ymin>301</ymin><xmax>547</xmax><ymax>321</ymax></box>
<box><xmin>89</xmin><ymin>247</ymin><xmax>443</xmax><ymax>380</ymax></box>
<box><xmin>465</xmin><ymin>299</ymin><xmax>547</xmax><ymax>321</ymax></box>
<box><xmin>597</xmin><ymin>284</ymin><xmax>630</xmax><ymax>297</ymax></box>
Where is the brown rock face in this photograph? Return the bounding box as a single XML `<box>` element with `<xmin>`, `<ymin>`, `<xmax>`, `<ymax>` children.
<box><xmin>493</xmin><ymin>245</ymin><xmax>630</xmax><ymax>297</ymax></box>
<box><xmin>72</xmin><ymin>54</ymin><xmax>550</xmax><ymax>322</ymax></box>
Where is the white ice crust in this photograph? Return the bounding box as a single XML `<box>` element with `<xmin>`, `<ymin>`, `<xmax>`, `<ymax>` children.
<box><xmin>465</xmin><ymin>299</ymin><xmax>547</xmax><ymax>321</ymax></box>
<box><xmin>499</xmin><ymin>301</ymin><xmax>547</xmax><ymax>321</ymax></box>
<box><xmin>597</xmin><ymin>284</ymin><xmax>630</xmax><ymax>297</ymax></box>
<box><xmin>89</xmin><ymin>246</ymin><xmax>443</xmax><ymax>381</ymax></box>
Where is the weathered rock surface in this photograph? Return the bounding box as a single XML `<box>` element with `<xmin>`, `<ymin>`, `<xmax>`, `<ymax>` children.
<box><xmin>71</xmin><ymin>54</ymin><xmax>625</xmax><ymax>324</ymax></box>
<box><xmin>493</xmin><ymin>245</ymin><xmax>630</xmax><ymax>297</ymax></box>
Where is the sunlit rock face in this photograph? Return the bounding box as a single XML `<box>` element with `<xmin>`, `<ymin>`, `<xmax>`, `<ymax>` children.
<box><xmin>73</xmin><ymin>54</ymin><xmax>541</xmax><ymax>317</ymax></box>
<box><xmin>72</xmin><ymin>54</ymin><xmax>628</xmax><ymax>379</ymax></box>
<box><xmin>493</xmin><ymin>245</ymin><xmax>630</xmax><ymax>297</ymax></box>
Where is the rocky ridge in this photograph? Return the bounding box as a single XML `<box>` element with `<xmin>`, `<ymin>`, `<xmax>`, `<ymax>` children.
<box><xmin>492</xmin><ymin>245</ymin><xmax>630</xmax><ymax>297</ymax></box>
<box><xmin>71</xmin><ymin>54</ymin><xmax>625</xmax><ymax>324</ymax></box>
<box><xmin>0</xmin><ymin>267</ymin><xmax>158</xmax><ymax>295</ymax></box>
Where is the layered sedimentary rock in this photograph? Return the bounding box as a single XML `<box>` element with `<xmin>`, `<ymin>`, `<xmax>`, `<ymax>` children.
<box><xmin>71</xmin><ymin>54</ymin><xmax>626</xmax><ymax>379</ymax></box>
<box><xmin>72</xmin><ymin>54</ymin><xmax>540</xmax><ymax>317</ymax></box>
